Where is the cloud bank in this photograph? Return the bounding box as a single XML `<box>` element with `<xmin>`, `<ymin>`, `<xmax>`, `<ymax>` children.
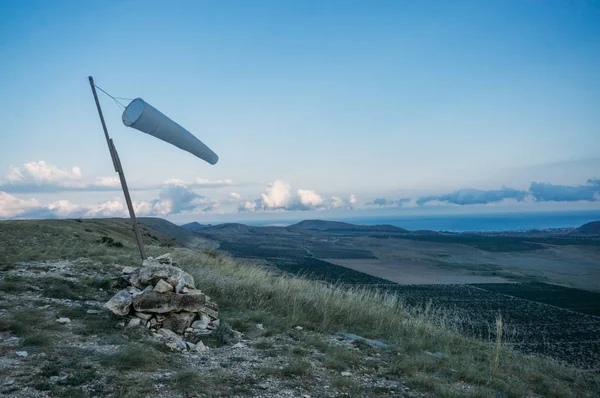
<box><xmin>366</xmin><ymin>198</ymin><xmax>411</xmax><ymax>207</ymax></box>
<box><xmin>237</xmin><ymin>180</ymin><xmax>356</xmax><ymax>212</ymax></box>
<box><xmin>1</xmin><ymin>161</ymin><xmax>234</xmax><ymax>193</ymax></box>
<box><xmin>417</xmin><ymin>188</ymin><xmax>528</xmax><ymax>206</ymax></box>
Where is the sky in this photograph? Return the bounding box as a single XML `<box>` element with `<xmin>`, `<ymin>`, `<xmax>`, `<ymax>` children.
<box><xmin>0</xmin><ymin>0</ymin><xmax>599</xmax><ymax>223</ymax></box>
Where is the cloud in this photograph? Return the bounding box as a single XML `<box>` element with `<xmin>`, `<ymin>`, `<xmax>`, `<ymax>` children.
<box><xmin>238</xmin><ymin>200</ymin><xmax>259</xmax><ymax>212</ymax></box>
<box><xmin>0</xmin><ymin>184</ymin><xmax>220</xmax><ymax>220</ymax></box>
<box><xmin>366</xmin><ymin>197</ymin><xmax>411</xmax><ymax>207</ymax></box>
<box><xmin>0</xmin><ymin>192</ymin><xmax>41</xmax><ymax>218</ymax></box>
<box><xmin>164</xmin><ymin>178</ymin><xmax>233</xmax><ymax>188</ymax></box>
<box><xmin>229</xmin><ymin>192</ymin><xmax>241</xmax><ymax>200</ymax></box>
<box><xmin>261</xmin><ymin>181</ymin><xmax>292</xmax><ymax>209</ymax></box>
<box><xmin>5</xmin><ymin>161</ymin><xmax>82</xmax><ymax>185</ymax></box>
<box><xmin>417</xmin><ymin>188</ymin><xmax>527</xmax><ymax>206</ymax></box>
<box><xmin>94</xmin><ymin>176</ymin><xmax>120</xmax><ymax>187</ymax></box>
<box><xmin>529</xmin><ymin>180</ymin><xmax>600</xmax><ymax>202</ymax></box>
<box><xmin>297</xmin><ymin>189</ymin><xmax>323</xmax><ymax>207</ymax></box>
<box><xmin>1</xmin><ymin>161</ymin><xmax>235</xmax><ymax>193</ymax></box>
<box><xmin>237</xmin><ymin>182</ymin><xmax>356</xmax><ymax>212</ymax></box>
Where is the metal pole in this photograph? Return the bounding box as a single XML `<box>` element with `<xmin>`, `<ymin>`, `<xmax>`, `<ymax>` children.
<box><xmin>88</xmin><ymin>76</ymin><xmax>146</xmax><ymax>261</ymax></box>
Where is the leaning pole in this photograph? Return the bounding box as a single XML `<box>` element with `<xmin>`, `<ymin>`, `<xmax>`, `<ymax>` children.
<box><xmin>88</xmin><ymin>76</ymin><xmax>146</xmax><ymax>261</ymax></box>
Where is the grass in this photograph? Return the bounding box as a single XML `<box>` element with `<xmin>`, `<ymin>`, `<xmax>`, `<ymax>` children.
<box><xmin>172</xmin><ymin>247</ymin><xmax>600</xmax><ymax>398</ymax></box>
<box><xmin>1</xmin><ymin>219</ymin><xmax>599</xmax><ymax>397</ymax></box>
<box><xmin>324</xmin><ymin>346</ymin><xmax>361</xmax><ymax>371</ymax></box>
<box><xmin>100</xmin><ymin>343</ymin><xmax>165</xmax><ymax>371</ymax></box>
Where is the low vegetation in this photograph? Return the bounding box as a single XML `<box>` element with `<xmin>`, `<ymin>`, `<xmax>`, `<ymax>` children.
<box><xmin>0</xmin><ymin>218</ymin><xmax>598</xmax><ymax>397</ymax></box>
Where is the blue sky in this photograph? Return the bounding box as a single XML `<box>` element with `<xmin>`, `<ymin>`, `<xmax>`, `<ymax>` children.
<box><xmin>0</xmin><ymin>0</ymin><xmax>599</xmax><ymax>222</ymax></box>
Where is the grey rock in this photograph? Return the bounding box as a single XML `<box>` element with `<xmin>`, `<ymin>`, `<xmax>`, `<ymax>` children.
<box><xmin>336</xmin><ymin>332</ymin><xmax>390</xmax><ymax>349</ymax></box>
<box><xmin>341</xmin><ymin>371</ymin><xmax>352</xmax><ymax>377</ymax></box>
<box><xmin>127</xmin><ymin>317</ymin><xmax>141</xmax><ymax>328</ymax></box>
<box><xmin>155</xmin><ymin>253</ymin><xmax>173</xmax><ymax>265</ymax></box>
<box><xmin>105</xmin><ymin>289</ymin><xmax>133</xmax><ymax>316</ymax></box>
<box><xmin>154</xmin><ymin>279</ymin><xmax>173</xmax><ymax>293</ymax></box>
<box><xmin>134</xmin><ymin>311</ymin><xmax>153</xmax><ymax>321</ymax></box>
<box><xmin>194</xmin><ymin>341</ymin><xmax>208</xmax><ymax>352</ymax></box>
<box><xmin>294</xmin><ymin>326</ymin><xmax>303</xmax><ymax>330</ymax></box>
<box><xmin>15</xmin><ymin>351</ymin><xmax>28</xmax><ymax>358</ymax></box>
<box><xmin>132</xmin><ymin>290</ymin><xmax>210</xmax><ymax>313</ymax></box>
<box><xmin>130</xmin><ymin>264</ymin><xmax>195</xmax><ymax>289</ymax></box>
<box><xmin>56</xmin><ymin>317</ymin><xmax>71</xmax><ymax>324</ymax></box>
<box><xmin>122</xmin><ymin>266</ymin><xmax>138</xmax><ymax>274</ymax></box>
<box><xmin>86</xmin><ymin>309</ymin><xmax>100</xmax><ymax>314</ymax></box>
<box><xmin>157</xmin><ymin>328</ymin><xmax>186</xmax><ymax>351</ymax></box>
<box><xmin>191</xmin><ymin>314</ymin><xmax>211</xmax><ymax>330</ymax></box>
<box><xmin>162</xmin><ymin>311</ymin><xmax>196</xmax><ymax>334</ymax></box>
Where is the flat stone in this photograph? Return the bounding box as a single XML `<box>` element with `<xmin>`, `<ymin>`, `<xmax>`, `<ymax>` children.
<box><xmin>198</xmin><ymin>302</ymin><xmax>219</xmax><ymax>319</ymax></box>
<box><xmin>185</xmin><ymin>342</ymin><xmax>195</xmax><ymax>351</ymax></box>
<box><xmin>134</xmin><ymin>311</ymin><xmax>153</xmax><ymax>321</ymax></box>
<box><xmin>162</xmin><ymin>312</ymin><xmax>196</xmax><ymax>334</ymax></box>
<box><xmin>154</xmin><ymin>279</ymin><xmax>173</xmax><ymax>293</ymax></box>
<box><xmin>56</xmin><ymin>317</ymin><xmax>71</xmax><ymax>324</ymax></box>
<box><xmin>105</xmin><ymin>289</ymin><xmax>133</xmax><ymax>315</ymax></box>
<box><xmin>122</xmin><ymin>266</ymin><xmax>138</xmax><ymax>274</ymax></box>
<box><xmin>130</xmin><ymin>264</ymin><xmax>195</xmax><ymax>289</ymax></box>
<box><xmin>232</xmin><ymin>342</ymin><xmax>245</xmax><ymax>349</ymax></box>
<box><xmin>155</xmin><ymin>253</ymin><xmax>173</xmax><ymax>265</ymax></box>
<box><xmin>294</xmin><ymin>326</ymin><xmax>303</xmax><ymax>331</ymax></box>
<box><xmin>336</xmin><ymin>332</ymin><xmax>389</xmax><ymax>349</ymax></box>
<box><xmin>127</xmin><ymin>317</ymin><xmax>141</xmax><ymax>328</ymax></box>
<box><xmin>256</xmin><ymin>324</ymin><xmax>264</xmax><ymax>330</ymax></box>
<box><xmin>86</xmin><ymin>309</ymin><xmax>100</xmax><ymax>314</ymax></box>
<box><xmin>157</xmin><ymin>328</ymin><xmax>186</xmax><ymax>351</ymax></box>
<box><xmin>132</xmin><ymin>290</ymin><xmax>209</xmax><ymax>314</ymax></box>
<box><xmin>191</xmin><ymin>314</ymin><xmax>211</xmax><ymax>330</ymax></box>
<box><xmin>194</xmin><ymin>341</ymin><xmax>208</xmax><ymax>352</ymax></box>
<box><xmin>341</xmin><ymin>371</ymin><xmax>352</xmax><ymax>377</ymax></box>
<box><xmin>15</xmin><ymin>351</ymin><xmax>28</xmax><ymax>358</ymax></box>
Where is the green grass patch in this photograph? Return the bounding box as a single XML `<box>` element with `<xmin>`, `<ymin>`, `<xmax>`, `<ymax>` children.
<box><xmin>100</xmin><ymin>343</ymin><xmax>164</xmax><ymax>371</ymax></box>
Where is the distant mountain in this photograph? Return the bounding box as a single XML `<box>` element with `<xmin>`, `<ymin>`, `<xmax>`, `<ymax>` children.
<box><xmin>181</xmin><ymin>221</ymin><xmax>210</xmax><ymax>232</ymax></box>
<box><xmin>138</xmin><ymin>217</ymin><xmax>216</xmax><ymax>249</ymax></box>
<box><xmin>289</xmin><ymin>219</ymin><xmax>408</xmax><ymax>233</ymax></box>
<box><xmin>573</xmin><ymin>221</ymin><xmax>600</xmax><ymax>235</ymax></box>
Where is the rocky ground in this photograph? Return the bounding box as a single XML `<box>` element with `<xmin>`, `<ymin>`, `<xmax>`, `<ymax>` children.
<box><xmin>0</xmin><ymin>256</ymin><xmax>433</xmax><ymax>398</ymax></box>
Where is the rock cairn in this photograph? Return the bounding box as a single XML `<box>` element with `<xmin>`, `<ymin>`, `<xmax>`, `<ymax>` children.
<box><xmin>105</xmin><ymin>253</ymin><xmax>218</xmax><ymax>352</ymax></box>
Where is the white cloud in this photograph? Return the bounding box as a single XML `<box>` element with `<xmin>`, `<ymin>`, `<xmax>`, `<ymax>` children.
<box><xmin>93</xmin><ymin>176</ymin><xmax>120</xmax><ymax>187</ymax></box>
<box><xmin>4</xmin><ymin>161</ymin><xmax>82</xmax><ymax>187</ymax></box>
<box><xmin>85</xmin><ymin>199</ymin><xmax>127</xmax><ymax>217</ymax></box>
<box><xmin>0</xmin><ymin>192</ymin><xmax>40</xmax><ymax>218</ymax></box>
<box><xmin>239</xmin><ymin>200</ymin><xmax>258</xmax><ymax>212</ymax></box>
<box><xmin>163</xmin><ymin>178</ymin><xmax>188</xmax><ymax>186</ymax></box>
<box><xmin>261</xmin><ymin>180</ymin><xmax>292</xmax><ymax>209</ymax></box>
<box><xmin>46</xmin><ymin>200</ymin><xmax>83</xmax><ymax>217</ymax></box>
<box><xmin>330</xmin><ymin>196</ymin><xmax>344</xmax><ymax>208</ymax></box>
<box><xmin>349</xmin><ymin>194</ymin><xmax>357</xmax><ymax>205</ymax></box>
<box><xmin>297</xmin><ymin>189</ymin><xmax>323</xmax><ymax>207</ymax></box>
<box><xmin>229</xmin><ymin>192</ymin><xmax>242</xmax><ymax>200</ymax></box>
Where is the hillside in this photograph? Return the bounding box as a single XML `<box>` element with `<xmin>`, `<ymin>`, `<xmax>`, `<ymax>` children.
<box><xmin>180</xmin><ymin>221</ymin><xmax>210</xmax><ymax>232</ymax></box>
<box><xmin>138</xmin><ymin>218</ymin><xmax>216</xmax><ymax>250</ymax></box>
<box><xmin>289</xmin><ymin>219</ymin><xmax>408</xmax><ymax>233</ymax></box>
<box><xmin>573</xmin><ymin>220</ymin><xmax>600</xmax><ymax>235</ymax></box>
<box><xmin>0</xmin><ymin>218</ymin><xmax>598</xmax><ymax>397</ymax></box>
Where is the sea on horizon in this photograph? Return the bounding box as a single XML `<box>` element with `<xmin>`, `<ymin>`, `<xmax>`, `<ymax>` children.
<box><xmin>244</xmin><ymin>210</ymin><xmax>600</xmax><ymax>233</ymax></box>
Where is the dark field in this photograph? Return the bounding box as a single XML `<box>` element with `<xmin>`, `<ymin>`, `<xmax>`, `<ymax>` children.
<box><xmin>207</xmin><ymin>227</ymin><xmax>600</xmax><ymax>370</ymax></box>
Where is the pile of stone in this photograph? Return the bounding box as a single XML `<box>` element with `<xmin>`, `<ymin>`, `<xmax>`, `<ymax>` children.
<box><xmin>105</xmin><ymin>253</ymin><xmax>218</xmax><ymax>352</ymax></box>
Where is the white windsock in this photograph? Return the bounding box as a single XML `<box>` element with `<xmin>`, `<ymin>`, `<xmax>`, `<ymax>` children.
<box><xmin>122</xmin><ymin>98</ymin><xmax>218</xmax><ymax>165</ymax></box>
